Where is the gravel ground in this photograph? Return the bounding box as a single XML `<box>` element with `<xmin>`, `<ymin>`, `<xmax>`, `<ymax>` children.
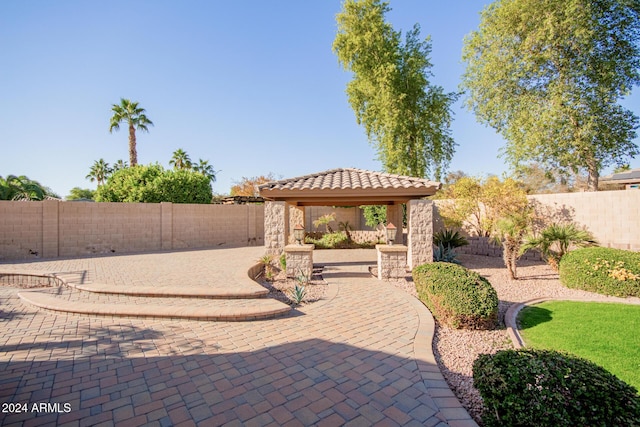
<box><xmin>258</xmin><ymin>267</ymin><xmax>328</xmax><ymax>306</ymax></box>
<box><xmin>429</xmin><ymin>254</ymin><xmax>640</xmax><ymax>423</ymax></box>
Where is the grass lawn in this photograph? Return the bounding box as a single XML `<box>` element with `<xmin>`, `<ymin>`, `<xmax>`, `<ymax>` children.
<box><xmin>518</xmin><ymin>301</ymin><xmax>640</xmax><ymax>391</ymax></box>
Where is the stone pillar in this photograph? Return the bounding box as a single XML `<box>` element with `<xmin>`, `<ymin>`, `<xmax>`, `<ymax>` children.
<box><xmin>285</xmin><ymin>244</ymin><xmax>314</xmax><ymax>279</ymax></box>
<box><xmin>288</xmin><ymin>203</ymin><xmax>305</xmax><ymax>244</ymax></box>
<box><xmin>408</xmin><ymin>199</ymin><xmax>433</xmax><ymax>270</ymax></box>
<box><xmin>42</xmin><ymin>200</ymin><xmax>59</xmax><ymax>259</ymax></box>
<box><xmin>386</xmin><ymin>204</ymin><xmax>403</xmax><ymax>243</ymax></box>
<box><xmin>264</xmin><ymin>201</ymin><xmax>286</xmax><ymax>256</ymax></box>
<box><xmin>376</xmin><ymin>244</ymin><xmax>408</xmax><ymax>279</ymax></box>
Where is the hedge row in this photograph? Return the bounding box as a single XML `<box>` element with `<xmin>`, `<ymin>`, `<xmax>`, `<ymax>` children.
<box><xmin>412</xmin><ymin>262</ymin><xmax>498</xmax><ymax>329</ymax></box>
<box><xmin>560</xmin><ymin>247</ymin><xmax>640</xmax><ymax>297</ymax></box>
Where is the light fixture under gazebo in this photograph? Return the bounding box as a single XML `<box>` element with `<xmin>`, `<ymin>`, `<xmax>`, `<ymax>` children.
<box><xmin>386</xmin><ymin>223</ymin><xmax>397</xmax><ymax>245</ymax></box>
<box><xmin>293</xmin><ymin>224</ymin><xmax>305</xmax><ymax>245</ymax></box>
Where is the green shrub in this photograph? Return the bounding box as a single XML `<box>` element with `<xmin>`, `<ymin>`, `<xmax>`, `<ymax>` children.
<box><xmin>473</xmin><ymin>349</ymin><xmax>640</xmax><ymax>427</ymax></box>
<box><xmin>306</xmin><ymin>232</ymin><xmax>349</xmax><ymax>249</ymax></box>
<box><xmin>559</xmin><ymin>247</ymin><xmax>640</xmax><ymax>297</ymax></box>
<box><xmin>95</xmin><ymin>164</ymin><xmax>212</xmax><ymax>203</ymax></box>
<box><xmin>412</xmin><ymin>262</ymin><xmax>498</xmax><ymax>329</ymax></box>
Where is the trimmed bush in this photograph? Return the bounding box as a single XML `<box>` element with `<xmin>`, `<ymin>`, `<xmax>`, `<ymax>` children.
<box><xmin>559</xmin><ymin>247</ymin><xmax>640</xmax><ymax>297</ymax></box>
<box><xmin>412</xmin><ymin>262</ymin><xmax>498</xmax><ymax>329</ymax></box>
<box><xmin>473</xmin><ymin>349</ymin><xmax>640</xmax><ymax>427</ymax></box>
<box><xmin>95</xmin><ymin>164</ymin><xmax>212</xmax><ymax>204</ymax></box>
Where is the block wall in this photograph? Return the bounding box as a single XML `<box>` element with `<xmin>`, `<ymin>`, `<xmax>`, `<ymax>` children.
<box><xmin>528</xmin><ymin>191</ymin><xmax>640</xmax><ymax>251</ymax></box>
<box><xmin>0</xmin><ymin>201</ymin><xmax>43</xmax><ymax>259</ymax></box>
<box><xmin>0</xmin><ymin>201</ymin><xmax>265</xmax><ymax>260</ymax></box>
<box><xmin>433</xmin><ymin>190</ymin><xmax>640</xmax><ymax>253</ymax></box>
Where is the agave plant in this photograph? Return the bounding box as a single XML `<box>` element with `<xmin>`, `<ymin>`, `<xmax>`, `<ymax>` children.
<box><xmin>520</xmin><ymin>223</ymin><xmax>598</xmax><ymax>270</ymax></box>
<box><xmin>433</xmin><ymin>242</ymin><xmax>460</xmax><ymax>264</ymax></box>
<box><xmin>287</xmin><ymin>284</ymin><xmax>307</xmax><ymax>305</ymax></box>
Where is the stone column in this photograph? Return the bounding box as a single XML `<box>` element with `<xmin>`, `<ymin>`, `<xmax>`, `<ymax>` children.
<box><xmin>264</xmin><ymin>201</ymin><xmax>286</xmax><ymax>256</ymax></box>
<box><xmin>288</xmin><ymin>203</ymin><xmax>305</xmax><ymax>244</ymax></box>
<box><xmin>386</xmin><ymin>204</ymin><xmax>403</xmax><ymax>243</ymax></box>
<box><xmin>408</xmin><ymin>199</ymin><xmax>433</xmax><ymax>270</ymax></box>
<box><xmin>376</xmin><ymin>244</ymin><xmax>408</xmax><ymax>279</ymax></box>
<box><xmin>285</xmin><ymin>244</ymin><xmax>314</xmax><ymax>279</ymax></box>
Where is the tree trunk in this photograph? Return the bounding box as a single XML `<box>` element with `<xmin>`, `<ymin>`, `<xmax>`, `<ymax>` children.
<box><xmin>129</xmin><ymin>124</ymin><xmax>137</xmax><ymax>166</ymax></box>
<box><xmin>586</xmin><ymin>157</ymin><xmax>599</xmax><ymax>192</ymax></box>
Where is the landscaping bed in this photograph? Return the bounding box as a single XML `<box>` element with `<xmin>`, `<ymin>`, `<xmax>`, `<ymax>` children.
<box><xmin>422</xmin><ymin>254</ymin><xmax>640</xmax><ymax>423</ymax></box>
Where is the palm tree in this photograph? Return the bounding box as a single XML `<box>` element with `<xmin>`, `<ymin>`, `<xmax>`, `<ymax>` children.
<box><xmin>1</xmin><ymin>175</ymin><xmax>46</xmax><ymax>201</ymax></box>
<box><xmin>112</xmin><ymin>159</ymin><xmax>128</xmax><ymax>172</ymax></box>
<box><xmin>169</xmin><ymin>149</ymin><xmax>192</xmax><ymax>170</ymax></box>
<box><xmin>109</xmin><ymin>98</ymin><xmax>153</xmax><ymax>166</ymax></box>
<box><xmin>192</xmin><ymin>158</ymin><xmax>217</xmax><ymax>183</ymax></box>
<box><xmin>86</xmin><ymin>159</ymin><xmax>112</xmax><ymax>186</ymax></box>
<box><xmin>520</xmin><ymin>223</ymin><xmax>598</xmax><ymax>270</ymax></box>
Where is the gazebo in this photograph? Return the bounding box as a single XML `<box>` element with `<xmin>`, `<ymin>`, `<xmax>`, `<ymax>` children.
<box><xmin>258</xmin><ymin>168</ymin><xmax>441</xmax><ymax>272</ymax></box>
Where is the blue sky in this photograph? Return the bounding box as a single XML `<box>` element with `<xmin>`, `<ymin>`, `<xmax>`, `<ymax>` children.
<box><xmin>1</xmin><ymin>1</ymin><xmax>639</xmax><ymax>197</ymax></box>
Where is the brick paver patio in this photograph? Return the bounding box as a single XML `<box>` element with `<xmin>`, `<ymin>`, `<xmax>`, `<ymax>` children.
<box><xmin>0</xmin><ymin>247</ymin><xmax>476</xmax><ymax>426</ymax></box>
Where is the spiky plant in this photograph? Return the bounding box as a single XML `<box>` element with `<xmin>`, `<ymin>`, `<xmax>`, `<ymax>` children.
<box><xmin>433</xmin><ymin>228</ymin><xmax>469</xmax><ymax>248</ymax></box>
<box><xmin>287</xmin><ymin>284</ymin><xmax>307</xmax><ymax>305</ymax></box>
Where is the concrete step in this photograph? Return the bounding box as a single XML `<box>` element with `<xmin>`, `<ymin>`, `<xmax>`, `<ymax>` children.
<box><xmin>18</xmin><ymin>288</ymin><xmax>292</xmax><ymax>321</ymax></box>
<box><xmin>71</xmin><ymin>283</ymin><xmax>269</xmax><ymax>299</ymax></box>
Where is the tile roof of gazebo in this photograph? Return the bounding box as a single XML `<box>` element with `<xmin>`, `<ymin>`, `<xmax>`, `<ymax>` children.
<box><xmin>258</xmin><ymin>168</ymin><xmax>441</xmax><ymax>206</ymax></box>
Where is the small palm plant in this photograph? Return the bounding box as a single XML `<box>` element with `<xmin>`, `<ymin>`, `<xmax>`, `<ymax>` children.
<box><xmin>520</xmin><ymin>223</ymin><xmax>598</xmax><ymax>270</ymax></box>
<box><xmin>258</xmin><ymin>254</ymin><xmax>275</xmax><ymax>281</ymax></box>
<box><xmin>313</xmin><ymin>213</ymin><xmax>336</xmax><ymax>233</ymax></box>
<box><xmin>494</xmin><ymin>211</ymin><xmax>531</xmax><ymax>280</ymax></box>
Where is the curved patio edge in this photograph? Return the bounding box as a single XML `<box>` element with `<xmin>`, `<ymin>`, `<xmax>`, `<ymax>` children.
<box><xmin>404</xmin><ymin>289</ymin><xmax>479</xmax><ymax>426</ymax></box>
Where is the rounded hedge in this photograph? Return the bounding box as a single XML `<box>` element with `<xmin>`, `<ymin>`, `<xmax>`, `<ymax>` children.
<box><xmin>473</xmin><ymin>349</ymin><xmax>640</xmax><ymax>426</ymax></box>
<box><xmin>559</xmin><ymin>247</ymin><xmax>640</xmax><ymax>297</ymax></box>
<box><xmin>412</xmin><ymin>262</ymin><xmax>498</xmax><ymax>329</ymax></box>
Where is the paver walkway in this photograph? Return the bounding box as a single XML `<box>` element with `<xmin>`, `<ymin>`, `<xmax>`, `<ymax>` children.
<box><xmin>0</xmin><ymin>247</ymin><xmax>476</xmax><ymax>426</ymax></box>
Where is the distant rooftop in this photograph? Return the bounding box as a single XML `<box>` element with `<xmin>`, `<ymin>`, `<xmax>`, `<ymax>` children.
<box><xmin>600</xmin><ymin>168</ymin><xmax>640</xmax><ymax>184</ymax></box>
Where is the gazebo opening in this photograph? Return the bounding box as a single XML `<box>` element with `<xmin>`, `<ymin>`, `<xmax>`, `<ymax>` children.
<box><xmin>259</xmin><ymin>168</ymin><xmax>441</xmax><ymax>276</ymax></box>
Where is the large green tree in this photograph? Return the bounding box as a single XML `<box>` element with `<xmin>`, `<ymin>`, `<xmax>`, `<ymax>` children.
<box><xmin>66</xmin><ymin>187</ymin><xmax>96</xmax><ymax>201</ymax></box>
<box><xmin>462</xmin><ymin>0</ymin><xmax>640</xmax><ymax>191</ymax></box>
<box><xmin>109</xmin><ymin>98</ymin><xmax>154</xmax><ymax>167</ymax></box>
<box><xmin>333</xmin><ymin>0</ymin><xmax>458</xmax><ymax>180</ymax></box>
